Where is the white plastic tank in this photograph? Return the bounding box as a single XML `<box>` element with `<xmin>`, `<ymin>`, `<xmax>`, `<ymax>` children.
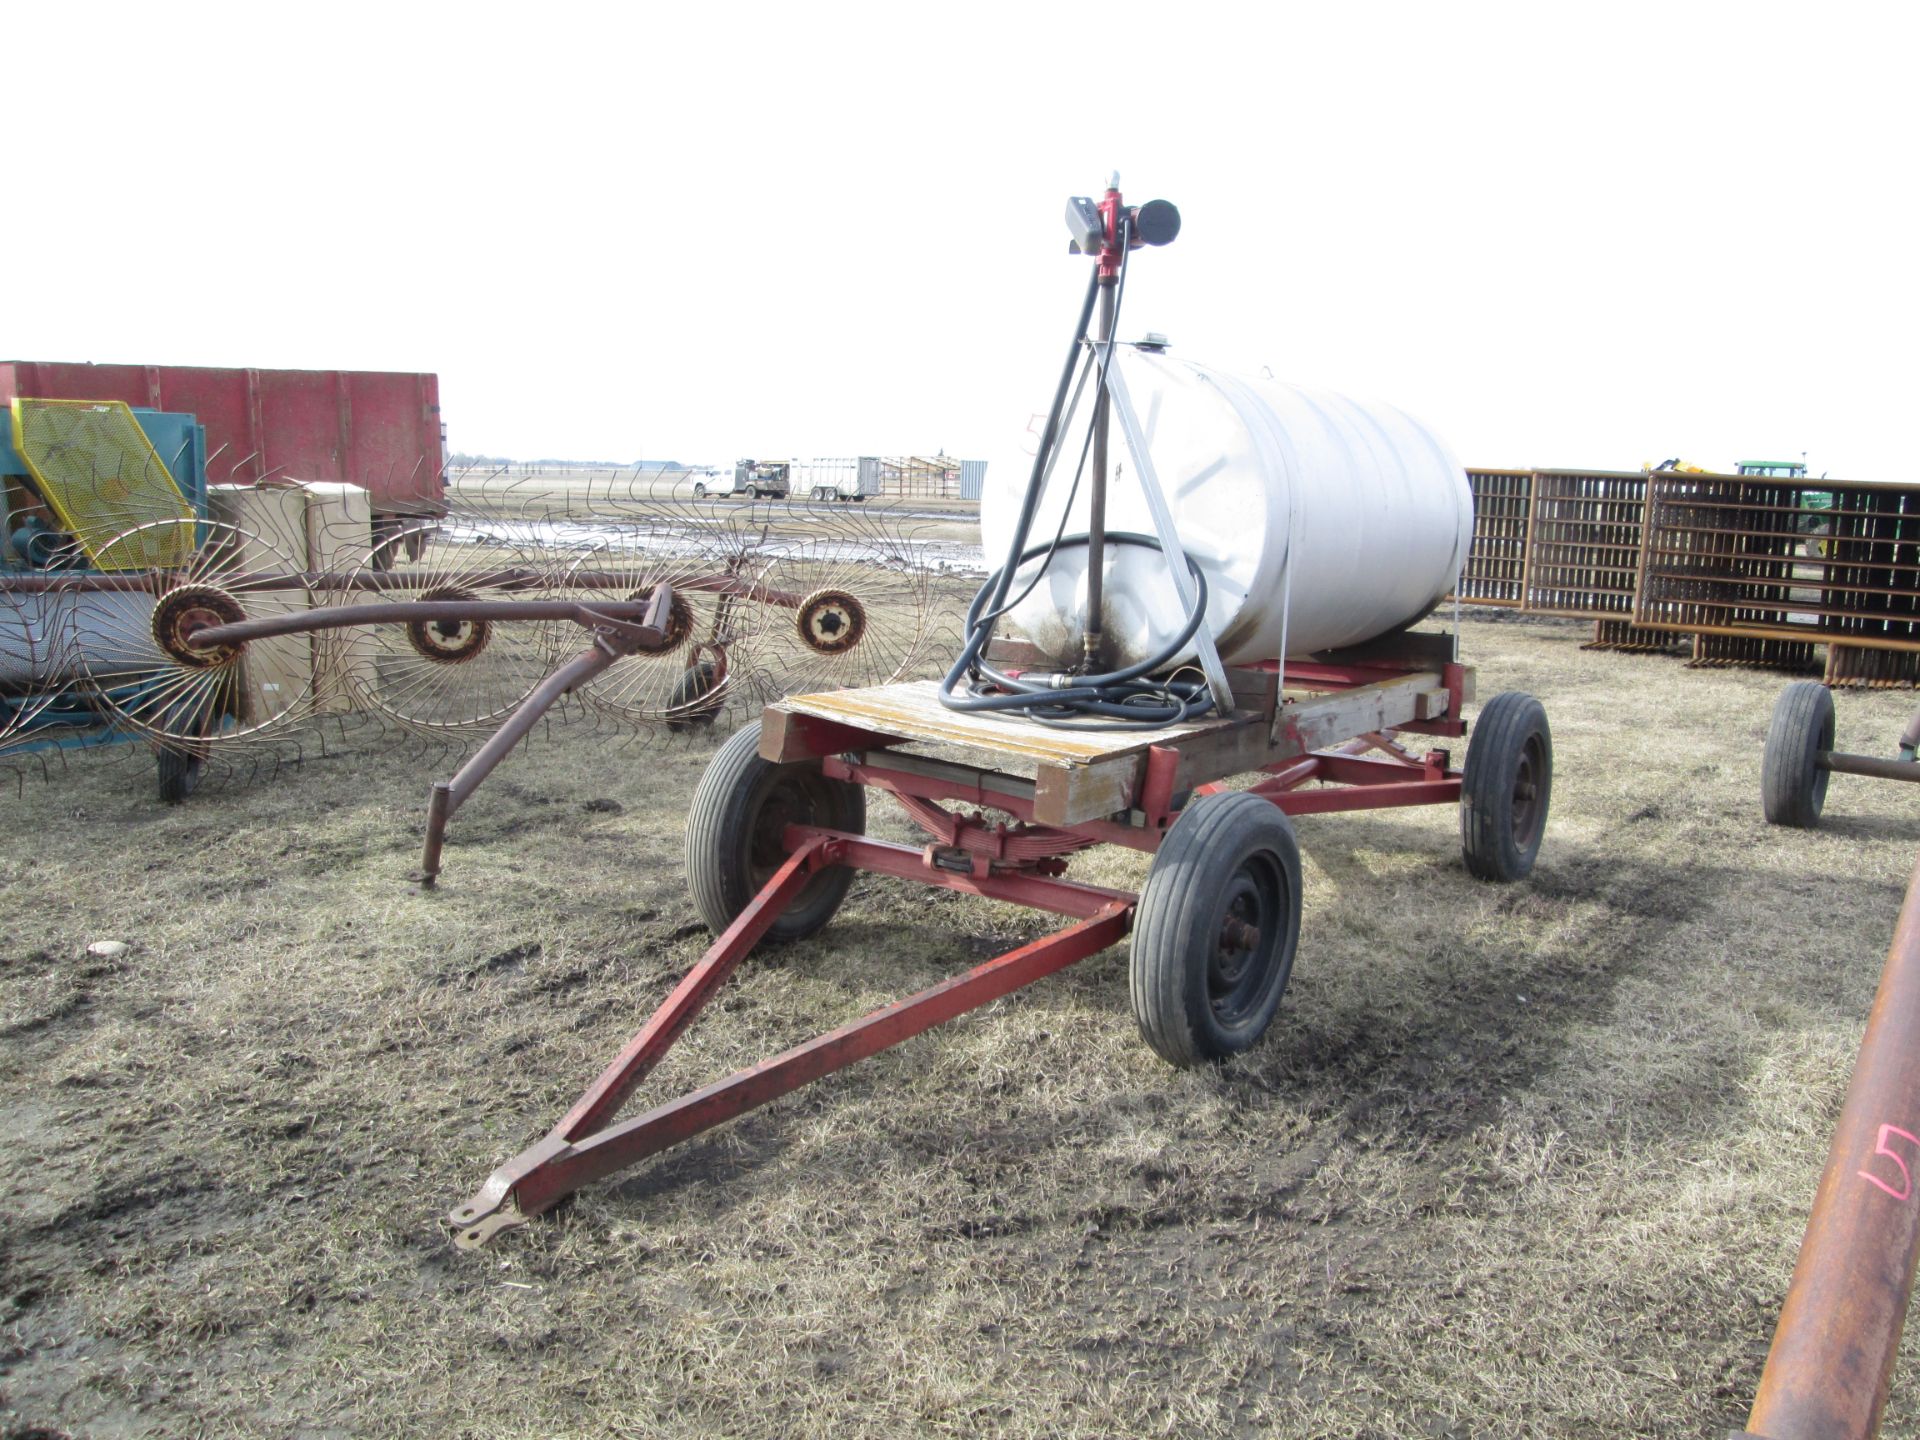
<box><xmin>980</xmin><ymin>348</ymin><xmax>1472</xmax><ymax>669</ymax></box>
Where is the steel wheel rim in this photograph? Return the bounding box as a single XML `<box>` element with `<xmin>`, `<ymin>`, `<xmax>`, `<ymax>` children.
<box><xmin>1813</xmin><ymin>705</ymin><xmax>1835</xmax><ymax>808</ymax></box>
<box><xmin>1512</xmin><ymin>735</ymin><xmax>1546</xmax><ymax>848</ymax></box>
<box><xmin>1210</xmin><ymin>855</ymin><xmax>1284</xmax><ymax>1031</ymax></box>
<box><xmin>746</xmin><ymin>771</ymin><xmax>839</xmax><ymax>896</ymax></box>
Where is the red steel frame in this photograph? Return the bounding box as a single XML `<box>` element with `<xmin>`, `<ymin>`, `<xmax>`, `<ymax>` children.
<box><xmin>448</xmin><ymin>658</ymin><xmax>1466</xmax><ymax>1247</ymax></box>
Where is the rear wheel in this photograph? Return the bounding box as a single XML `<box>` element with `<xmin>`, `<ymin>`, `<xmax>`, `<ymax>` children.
<box><xmin>665</xmin><ymin>659</ymin><xmax>724</xmax><ymax>732</ymax></box>
<box><xmin>686</xmin><ymin>720</ymin><xmax>866</xmax><ymax>942</ymax></box>
<box><xmin>153</xmin><ymin>687</ymin><xmax>221</xmax><ymax>804</ymax></box>
<box><xmin>369</xmin><ymin>518</ymin><xmax>398</xmax><ymax>571</ymax></box>
<box><xmin>1762</xmin><ymin>680</ymin><xmax>1834</xmax><ymax>828</ymax></box>
<box><xmin>1460</xmin><ymin>691</ymin><xmax>1552</xmax><ymax>881</ymax></box>
<box><xmin>1130</xmin><ymin>792</ymin><xmax>1302</xmax><ymax>1068</ymax></box>
<box><xmin>155</xmin><ymin>744</ymin><xmax>205</xmax><ymax>803</ymax></box>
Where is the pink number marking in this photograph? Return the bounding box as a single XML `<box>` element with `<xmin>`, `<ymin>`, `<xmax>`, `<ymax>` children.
<box><xmin>1020</xmin><ymin>414</ymin><xmax>1046</xmax><ymax>458</ymax></box>
<box><xmin>1859</xmin><ymin>1124</ymin><xmax>1920</xmax><ymax>1201</ymax></box>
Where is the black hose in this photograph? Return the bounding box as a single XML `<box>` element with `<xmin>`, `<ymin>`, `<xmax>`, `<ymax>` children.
<box><xmin>940</xmin><ymin>216</ymin><xmax>1218</xmax><ymax>731</ymax></box>
<box><xmin>940</xmin><ymin>533</ymin><xmax>1215</xmax><ymax>731</ymax></box>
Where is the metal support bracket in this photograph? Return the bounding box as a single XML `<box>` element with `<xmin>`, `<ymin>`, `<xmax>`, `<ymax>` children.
<box><xmin>1103</xmin><ymin>362</ymin><xmax>1236</xmax><ymax>717</ymax></box>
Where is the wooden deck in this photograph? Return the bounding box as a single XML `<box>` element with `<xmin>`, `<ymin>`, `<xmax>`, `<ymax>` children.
<box><xmin>763</xmin><ymin>681</ymin><xmax>1239</xmax><ymax>825</ymax></box>
<box><xmin>761</xmin><ymin>653</ymin><xmax>1464</xmax><ymax>828</ymax></box>
<box><xmin>774</xmin><ymin>681</ymin><xmax>1231</xmax><ymax>766</ymax></box>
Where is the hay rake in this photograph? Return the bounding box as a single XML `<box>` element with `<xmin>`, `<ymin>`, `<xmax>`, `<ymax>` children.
<box><xmin>2</xmin><ymin>474</ymin><xmax>961</xmax><ymax>874</ymax></box>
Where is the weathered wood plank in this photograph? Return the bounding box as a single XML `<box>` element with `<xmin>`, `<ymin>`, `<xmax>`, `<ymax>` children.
<box><xmin>1274</xmin><ymin>671</ymin><xmax>1443</xmax><ymax>755</ymax></box>
<box><xmin>1033</xmin><ymin>755</ymin><xmax>1142</xmax><ymax>826</ymax></box>
<box><xmin>760</xmin><ymin>709</ymin><xmax>900</xmax><ymax>764</ymax></box>
<box><xmin>774</xmin><ymin>681</ymin><xmax>1226</xmax><ymax>767</ymax></box>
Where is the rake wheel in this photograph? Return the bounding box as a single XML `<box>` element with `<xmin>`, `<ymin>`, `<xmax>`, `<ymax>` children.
<box><xmin>555</xmin><ymin>529</ymin><xmax>765</xmax><ymax>729</ymax></box>
<box><xmin>341</xmin><ymin>519</ymin><xmax>566</xmax><ymax>734</ymax></box>
<box><xmin>730</xmin><ymin>505</ymin><xmax>948</xmax><ymax>702</ymax></box>
<box><xmin>68</xmin><ymin>518</ymin><xmax>317</xmax><ymax>746</ymax></box>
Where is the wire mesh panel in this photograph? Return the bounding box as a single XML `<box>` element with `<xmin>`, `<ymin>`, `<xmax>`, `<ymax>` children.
<box><xmin>1636</xmin><ymin>473</ymin><xmax>1920</xmax><ymax>656</ymax></box>
<box><xmin>10</xmin><ymin>399</ymin><xmax>195</xmax><ymax>568</ymax></box>
<box><xmin>1520</xmin><ymin>470</ymin><xmax>1650</xmax><ymax>618</ymax></box>
<box><xmin>1452</xmin><ymin>468</ymin><xmax>1531</xmax><ymax>606</ymax></box>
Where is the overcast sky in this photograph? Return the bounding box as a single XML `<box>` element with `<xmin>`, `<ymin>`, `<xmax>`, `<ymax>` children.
<box><xmin>10</xmin><ymin>3</ymin><xmax>1916</xmax><ymax>481</ymax></box>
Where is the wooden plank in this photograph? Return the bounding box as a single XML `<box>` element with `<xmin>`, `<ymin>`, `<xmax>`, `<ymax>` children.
<box><xmin>854</xmin><ymin>749</ymin><xmax>1037</xmax><ymax>806</ymax></box>
<box><xmin>1165</xmin><ymin>714</ymin><xmax>1285</xmax><ymax>794</ymax></box>
<box><xmin>1276</xmin><ymin>671</ymin><xmax>1443</xmax><ymax>755</ymax></box>
<box><xmin>775</xmin><ymin>663</ymin><xmax>1469</xmax><ymax>825</ymax></box>
<box><xmin>774</xmin><ymin>680</ymin><xmax>1227</xmax><ymax>767</ymax></box>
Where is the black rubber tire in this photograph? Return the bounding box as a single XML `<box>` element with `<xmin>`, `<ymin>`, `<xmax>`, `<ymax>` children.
<box><xmin>369</xmin><ymin>518</ymin><xmax>398</xmax><ymax>571</ymax></box>
<box><xmin>1762</xmin><ymin>680</ymin><xmax>1834</xmax><ymax>828</ymax></box>
<box><xmin>156</xmin><ymin>744</ymin><xmax>205</xmax><ymax>804</ymax></box>
<box><xmin>664</xmin><ymin>661</ymin><xmax>723</xmax><ymax>733</ymax></box>
<box><xmin>1460</xmin><ymin>691</ymin><xmax>1553</xmax><ymax>882</ymax></box>
<box><xmin>692</xmin><ymin>482</ymin><xmax>708</xmax><ymax>499</ymax></box>
<box><xmin>686</xmin><ymin>720</ymin><xmax>866</xmax><ymax>942</ymax></box>
<box><xmin>1130</xmin><ymin>791</ymin><xmax>1303</xmax><ymax>1069</ymax></box>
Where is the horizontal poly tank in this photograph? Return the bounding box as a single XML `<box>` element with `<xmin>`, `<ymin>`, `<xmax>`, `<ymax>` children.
<box><xmin>979</xmin><ymin>348</ymin><xmax>1472</xmax><ymax>669</ymax></box>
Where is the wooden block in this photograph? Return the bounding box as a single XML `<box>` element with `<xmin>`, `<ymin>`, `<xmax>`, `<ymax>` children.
<box><xmin>1033</xmin><ymin>756</ymin><xmax>1141</xmax><ymax>826</ymax></box>
<box><xmin>760</xmin><ymin>707</ymin><xmax>899</xmax><ymax>763</ymax></box>
<box><xmin>1228</xmin><ymin>665</ymin><xmax>1280</xmax><ymax>714</ymax></box>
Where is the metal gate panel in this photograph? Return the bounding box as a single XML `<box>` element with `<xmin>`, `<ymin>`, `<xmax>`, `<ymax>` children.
<box><xmin>1452</xmin><ymin>467</ymin><xmax>1532</xmax><ymax>607</ymax></box>
<box><xmin>1519</xmin><ymin>469</ymin><xmax>1650</xmax><ymax>619</ymax></box>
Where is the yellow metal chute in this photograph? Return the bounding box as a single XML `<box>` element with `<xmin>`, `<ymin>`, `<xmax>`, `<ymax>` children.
<box><xmin>9</xmin><ymin>398</ymin><xmax>195</xmax><ymax>569</ymax></box>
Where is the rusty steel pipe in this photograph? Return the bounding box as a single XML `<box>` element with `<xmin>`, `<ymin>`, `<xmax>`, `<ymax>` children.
<box><xmin>1821</xmin><ymin>752</ymin><xmax>1920</xmax><ymax>785</ymax></box>
<box><xmin>413</xmin><ymin>585</ymin><xmax>672</xmax><ymax>886</ymax></box>
<box><xmin>187</xmin><ymin>598</ymin><xmax>674</xmax><ymax>649</ymax></box>
<box><xmin>1744</xmin><ymin>851</ymin><xmax>1920</xmax><ymax>1440</ymax></box>
<box><xmin>0</xmin><ymin>568</ymin><xmax>805</xmax><ymax>606</ymax></box>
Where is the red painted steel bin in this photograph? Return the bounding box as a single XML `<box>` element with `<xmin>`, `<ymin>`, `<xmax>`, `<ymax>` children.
<box><xmin>0</xmin><ymin>360</ymin><xmax>446</xmax><ymax>524</ymax></box>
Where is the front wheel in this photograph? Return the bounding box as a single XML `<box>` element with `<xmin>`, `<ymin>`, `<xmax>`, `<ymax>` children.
<box><xmin>692</xmin><ymin>482</ymin><xmax>708</xmax><ymax>499</ymax></box>
<box><xmin>686</xmin><ymin>720</ymin><xmax>867</xmax><ymax>942</ymax></box>
<box><xmin>1762</xmin><ymin>680</ymin><xmax>1833</xmax><ymax>827</ymax></box>
<box><xmin>1130</xmin><ymin>792</ymin><xmax>1302</xmax><ymax>1068</ymax></box>
<box><xmin>1460</xmin><ymin>691</ymin><xmax>1553</xmax><ymax>881</ymax></box>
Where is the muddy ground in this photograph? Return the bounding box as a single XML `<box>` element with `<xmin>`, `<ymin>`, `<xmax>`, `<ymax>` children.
<box><xmin>3</xmin><ymin>613</ymin><xmax>1918</xmax><ymax>1438</ymax></box>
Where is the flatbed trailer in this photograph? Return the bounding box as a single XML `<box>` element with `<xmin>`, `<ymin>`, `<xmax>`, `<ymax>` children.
<box><xmin>449</xmin><ymin>629</ymin><xmax>1552</xmax><ymax>1246</ymax></box>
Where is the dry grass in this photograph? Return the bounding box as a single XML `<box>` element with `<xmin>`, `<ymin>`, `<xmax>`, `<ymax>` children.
<box><xmin>3</xmin><ymin>613</ymin><xmax>1920</xmax><ymax>1438</ymax></box>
